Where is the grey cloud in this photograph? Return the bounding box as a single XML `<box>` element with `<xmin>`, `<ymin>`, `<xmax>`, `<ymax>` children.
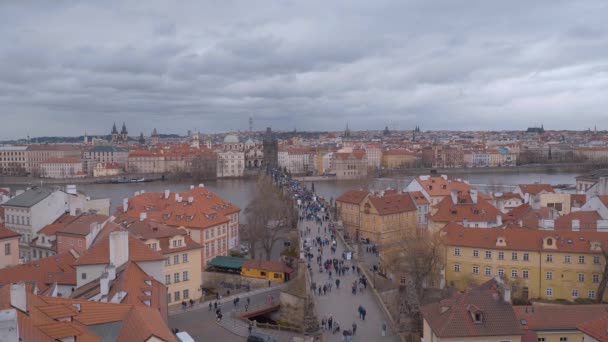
<box><xmin>0</xmin><ymin>0</ymin><xmax>608</xmax><ymax>139</ymax></box>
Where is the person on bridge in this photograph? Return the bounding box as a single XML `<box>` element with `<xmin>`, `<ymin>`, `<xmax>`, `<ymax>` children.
<box><xmin>352</xmin><ymin>322</ymin><xmax>357</xmax><ymax>336</ymax></box>
<box><xmin>336</xmin><ymin>278</ymin><xmax>340</xmax><ymax>289</ymax></box>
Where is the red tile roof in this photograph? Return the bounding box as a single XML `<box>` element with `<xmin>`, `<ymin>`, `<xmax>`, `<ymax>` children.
<box><xmin>431</xmin><ymin>193</ymin><xmax>502</xmax><ymax>223</ymax></box>
<box><xmin>0</xmin><ymin>252</ymin><xmax>77</xmax><ymax>290</ymax></box>
<box><xmin>554</xmin><ymin>211</ymin><xmax>602</xmax><ymax>231</ymax></box>
<box><xmin>409</xmin><ymin>191</ymin><xmax>430</xmax><ymax>205</ymax></box>
<box><xmin>443</xmin><ymin>222</ymin><xmax>608</xmax><ymax>253</ymax></box>
<box><xmin>416</xmin><ymin>176</ymin><xmax>471</xmax><ymax>197</ymax></box>
<box><xmin>578</xmin><ymin>314</ymin><xmax>608</xmax><ymax>342</ymax></box>
<box><xmin>336</xmin><ymin>190</ymin><xmax>369</xmax><ymax>205</ymax></box>
<box><xmin>57</xmin><ymin>213</ymin><xmax>108</xmax><ymax>236</ymax></box>
<box><xmin>517</xmin><ymin>184</ymin><xmax>554</xmax><ymax>195</ymax></box>
<box><xmin>75</xmin><ymin>230</ymin><xmax>164</xmax><ymax>266</ymax></box>
<box><xmin>421</xmin><ymin>278</ymin><xmax>522</xmax><ymax>338</ymax></box>
<box><xmin>367</xmin><ymin>193</ymin><xmax>417</xmax><ymax>215</ymax></box>
<box><xmin>0</xmin><ymin>224</ymin><xmax>20</xmax><ymax>240</ymax></box>
<box><xmin>514</xmin><ymin>304</ymin><xmax>608</xmax><ymax>331</ymax></box>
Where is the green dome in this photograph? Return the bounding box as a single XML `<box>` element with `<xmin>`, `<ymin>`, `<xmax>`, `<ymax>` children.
<box><xmin>224</xmin><ymin>134</ymin><xmax>239</xmax><ymax>144</ymax></box>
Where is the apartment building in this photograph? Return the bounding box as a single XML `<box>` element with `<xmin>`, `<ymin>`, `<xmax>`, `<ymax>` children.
<box><xmin>336</xmin><ymin>190</ymin><xmax>370</xmax><ymax>239</ymax></box>
<box><xmin>39</xmin><ymin>157</ymin><xmax>84</xmax><ymax>178</ymax></box>
<box><xmin>331</xmin><ymin>151</ymin><xmax>368</xmax><ymax>179</ymax></box>
<box><xmin>0</xmin><ymin>224</ymin><xmax>20</xmax><ymax>268</ymax></box>
<box><xmin>381</xmin><ymin>149</ymin><xmax>418</xmax><ymax>169</ymax></box>
<box><xmin>25</xmin><ymin>144</ymin><xmax>81</xmax><ymax>175</ymax></box>
<box><xmin>429</xmin><ymin>189</ymin><xmax>503</xmax><ymax>232</ymax></box>
<box><xmin>406</xmin><ymin>174</ymin><xmax>472</xmax><ymax>206</ymax></box>
<box><xmin>358</xmin><ymin>191</ymin><xmax>417</xmax><ymax>244</ymax></box>
<box><xmin>116</xmin><ymin>217</ymin><xmax>203</xmax><ymax>306</ymax></box>
<box><xmin>0</xmin><ymin>145</ymin><xmax>27</xmax><ymax>175</ymax></box>
<box><xmin>444</xmin><ymin>223</ymin><xmax>608</xmax><ymax>301</ymax></box>
<box><xmin>120</xmin><ymin>185</ymin><xmax>240</xmax><ymax>271</ymax></box>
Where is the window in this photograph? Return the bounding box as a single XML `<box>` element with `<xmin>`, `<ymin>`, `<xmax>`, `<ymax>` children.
<box><xmin>473</xmin><ymin>249</ymin><xmax>479</xmax><ymax>257</ymax></box>
<box><xmin>578</xmin><ymin>273</ymin><xmax>585</xmax><ymax>283</ymax></box>
<box><xmin>589</xmin><ymin>290</ymin><xmax>596</xmax><ymax>299</ymax></box>
<box><xmin>523</xmin><ymin>253</ymin><xmax>529</xmax><ymax>261</ymax></box>
<box><xmin>546</xmin><ymin>271</ymin><xmax>553</xmax><ymax>280</ymax></box>
<box><xmin>498</xmin><ymin>268</ymin><xmax>505</xmax><ymax>277</ymax></box>
<box><xmin>261</xmin><ymin>271</ymin><xmax>267</xmax><ymax>276</ymax></box>
<box><xmin>594</xmin><ymin>256</ymin><xmax>601</xmax><ymax>265</ymax></box>
<box><xmin>485</xmin><ymin>267</ymin><xmax>492</xmax><ymax>276</ymax></box>
<box><xmin>571</xmin><ymin>289</ymin><xmax>579</xmax><ymax>298</ymax></box>
<box><xmin>485</xmin><ymin>251</ymin><xmax>492</xmax><ymax>259</ymax></box>
<box><xmin>498</xmin><ymin>252</ymin><xmax>504</xmax><ymax>260</ymax></box>
<box><xmin>182</xmin><ymin>253</ymin><xmax>188</xmax><ymax>263</ymax></box>
<box><xmin>167</xmin><ymin>293</ymin><xmax>171</xmax><ymax>303</ymax></box>
<box><xmin>183</xmin><ymin>271</ymin><xmax>189</xmax><ymax>281</ymax></box>
<box><xmin>511</xmin><ymin>269</ymin><xmax>518</xmax><ymax>278</ymax></box>
<box><xmin>174</xmin><ymin>273</ymin><xmax>180</xmax><ymax>283</ymax></box>
<box><xmin>81</xmin><ymin>273</ymin><xmax>87</xmax><ymax>280</ymax></box>
<box><xmin>174</xmin><ymin>291</ymin><xmax>180</xmax><ymax>301</ymax></box>
<box><xmin>523</xmin><ymin>270</ymin><xmax>529</xmax><ymax>279</ymax></box>
<box><xmin>579</xmin><ymin>256</ymin><xmax>585</xmax><ymax>264</ymax></box>
<box><xmin>165</xmin><ymin>257</ymin><xmax>170</xmax><ymax>266</ymax></box>
<box><xmin>69</xmin><ymin>239</ymin><xmax>74</xmax><ymax>246</ymax></box>
<box><xmin>4</xmin><ymin>243</ymin><xmax>10</xmax><ymax>256</ymax></box>
<box><xmin>547</xmin><ymin>238</ymin><xmax>553</xmax><ymax>246</ymax></box>
<box><xmin>546</xmin><ymin>254</ymin><xmax>553</xmax><ymax>262</ymax></box>
<box><xmin>564</xmin><ymin>255</ymin><xmax>571</xmax><ymax>263</ymax></box>
<box><xmin>454</xmin><ymin>264</ymin><xmax>460</xmax><ymax>272</ymax></box>
<box><xmin>560</xmin><ymin>337</ymin><xmax>568</xmax><ymax>342</ymax></box>
<box><xmin>174</xmin><ymin>255</ymin><xmax>179</xmax><ymax>264</ymax></box>
<box><xmin>78</xmin><ymin>240</ymin><xmax>82</xmax><ymax>247</ymax></box>
<box><xmin>165</xmin><ymin>275</ymin><xmax>171</xmax><ymax>285</ymax></box>
<box><xmin>546</xmin><ymin>288</ymin><xmax>553</xmax><ymax>296</ymax></box>
<box><xmin>183</xmin><ymin>289</ymin><xmax>189</xmax><ymax>299</ymax></box>
<box><xmin>512</xmin><ymin>252</ymin><xmax>518</xmax><ymax>261</ymax></box>
<box><xmin>538</xmin><ymin>338</ymin><xmax>546</xmax><ymax>342</ymax></box>
<box><xmin>274</xmin><ymin>273</ymin><xmax>282</xmax><ymax>279</ymax></box>
<box><xmin>594</xmin><ymin>274</ymin><xmax>600</xmax><ymax>283</ymax></box>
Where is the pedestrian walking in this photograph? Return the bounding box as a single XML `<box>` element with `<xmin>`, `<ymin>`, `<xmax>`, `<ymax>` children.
<box><xmin>336</xmin><ymin>278</ymin><xmax>340</xmax><ymax>289</ymax></box>
<box><xmin>381</xmin><ymin>322</ymin><xmax>387</xmax><ymax>336</ymax></box>
<box><xmin>208</xmin><ymin>302</ymin><xmax>212</xmax><ymax>311</ymax></box>
<box><xmin>352</xmin><ymin>322</ymin><xmax>357</xmax><ymax>336</ymax></box>
<box><xmin>248</xmin><ymin>321</ymin><xmax>253</xmax><ymax>335</ymax></box>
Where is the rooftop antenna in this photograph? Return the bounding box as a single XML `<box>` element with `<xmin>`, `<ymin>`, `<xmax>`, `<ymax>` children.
<box><xmin>249</xmin><ymin>114</ymin><xmax>253</xmax><ymax>133</ymax></box>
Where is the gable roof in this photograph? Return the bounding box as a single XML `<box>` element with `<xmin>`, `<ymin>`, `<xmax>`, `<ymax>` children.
<box><xmin>336</xmin><ymin>190</ymin><xmax>369</xmax><ymax>205</ymax></box>
<box><xmin>0</xmin><ymin>224</ymin><xmax>20</xmax><ymax>240</ymax></box>
<box><xmin>555</xmin><ymin>211</ymin><xmax>602</xmax><ymax>231</ymax></box>
<box><xmin>0</xmin><ymin>252</ymin><xmax>77</xmax><ymax>290</ymax></box>
<box><xmin>415</xmin><ymin>176</ymin><xmax>471</xmax><ymax>197</ymax></box>
<box><xmin>2</xmin><ymin>188</ymin><xmax>52</xmax><ymax>208</ymax></box>
<box><xmin>421</xmin><ymin>278</ymin><xmax>522</xmax><ymax>338</ymax></box>
<box><xmin>431</xmin><ymin>192</ymin><xmax>502</xmax><ymax>223</ymax></box>
<box><xmin>514</xmin><ymin>304</ymin><xmax>608</xmax><ymax>331</ymax></box>
<box><xmin>366</xmin><ymin>193</ymin><xmax>417</xmax><ymax>215</ymax></box>
<box><xmin>578</xmin><ymin>314</ymin><xmax>608</xmax><ymax>342</ymax></box>
<box><xmin>75</xmin><ymin>230</ymin><xmax>164</xmax><ymax>266</ymax></box>
<box><xmin>517</xmin><ymin>184</ymin><xmax>554</xmax><ymax>195</ymax></box>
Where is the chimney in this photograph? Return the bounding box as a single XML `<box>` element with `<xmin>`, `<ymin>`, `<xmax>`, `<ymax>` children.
<box><xmin>524</xmin><ymin>193</ymin><xmax>530</xmax><ymax>204</ymax></box>
<box><xmin>105</xmin><ymin>264</ymin><xmax>116</xmax><ymax>281</ymax></box>
<box><xmin>175</xmin><ymin>193</ymin><xmax>179</xmax><ymax>202</ymax></box>
<box><xmin>135</xmin><ymin>191</ymin><xmax>140</xmax><ymax>196</ymax></box>
<box><xmin>190</xmin><ymin>185</ymin><xmax>195</xmax><ymax>190</ymax></box>
<box><xmin>188</xmin><ymin>197</ymin><xmax>194</xmax><ymax>204</ymax></box>
<box><xmin>100</xmin><ymin>271</ymin><xmax>110</xmax><ymax>299</ymax></box>
<box><xmin>10</xmin><ymin>282</ymin><xmax>27</xmax><ymax>312</ymax></box>
<box><xmin>470</xmin><ymin>190</ymin><xmax>478</xmax><ymax>204</ymax></box>
<box><xmin>463</xmin><ymin>218</ymin><xmax>469</xmax><ymax>227</ymax></box>
<box><xmin>140</xmin><ymin>190</ymin><xmax>145</xmax><ymax>194</ymax></box>
<box><xmin>164</xmin><ymin>189</ymin><xmax>170</xmax><ymax>199</ymax></box>
<box><xmin>177</xmin><ymin>196</ymin><xmax>183</xmax><ymax>203</ymax></box>
<box><xmin>572</xmin><ymin>219</ymin><xmax>580</xmax><ymax>231</ymax></box>
<box><xmin>199</xmin><ymin>183</ymin><xmax>205</xmax><ymax>188</ymax></box>
<box><xmin>109</xmin><ymin>231</ymin><xmax>129</xmax><ymax>268</ymax></box>
<box><xmin>450</xmin><ymin>190</ymin><xmax>458</xmax><ymax>205</ymax></box>
<box><xmin>496</xmin><ymin>214</ymin><xmax>503</xmax><ymax>226</ymax></box>
<box><xmin>122</xmin><ymin>198</ymin><xmax>128</xmax><ymax>213</ymax></box>
<box><xmin>139</xmin><ymin>212</ymin><xmax>147</xmax><ymax>221</ymax></box>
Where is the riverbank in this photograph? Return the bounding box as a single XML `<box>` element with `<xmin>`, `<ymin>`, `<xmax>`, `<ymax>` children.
<box><xmin>385</xmin><ymin>162</ymin><xmax>597</xmax><ymax>176</ymax></box>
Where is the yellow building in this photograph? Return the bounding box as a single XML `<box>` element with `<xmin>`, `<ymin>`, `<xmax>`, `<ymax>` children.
<box><xmin>443</xmin><ymin>223</ymin><xmax>608</xmax><ymax>301</ymax></box>
<box><xmin>359</xmin><ymin>191</ymin><xmax>417</xmax><ymax>245</ymax></box>
<box><xmin>381</xmin><ymin>149</ymin><xmax>418</xmax><ymax>169</ymax></box>
<box><xmin>336</xmin><ymin>190</ymin><xmax>369</xmax><ymax>238</ymax></box>
<box><xmin>118</xmin><ymin>217</ymin><xmax>204</xmax><ymax>306</ymax></box>
<box><xmin>241</xmin><ymin>259</ymin><xmax>294</xmax><ymax>283</ymax></box>
<box><xmin>540</xmin><ymin>192</ymin><xmax>572</xmax><ymax>215</ymax></box>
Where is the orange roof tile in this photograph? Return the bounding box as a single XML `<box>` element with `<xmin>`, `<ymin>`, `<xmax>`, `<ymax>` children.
<box><xmin>367</xmin><ymin>193</ymin><xmax>417</xmax><ymax>215</ymax></box>
<box><xmin>336</xmin><ymin>190</ymin><xmax>369</xmax><ymax>205</ymax></box>
<box><xmin>75</xmin><ymin>231</ymin><xmax>164</xmax><ymax>265</ymax></box>
<box><xmin>578</xmin><ymin>314</ymin><xmax>608</xmax><ymax>342</ymax></box>
<box><xmin>514</xmin><ymin>304</ymin><xmax>608</xmax><ymax>331</ymax></box>
<box><xmin>0</xmin><ymin>224</ymin><xmax>20</xmax><ymax>240</ymax></box>
<box><xmin>517</xmin><ymin>184</ymin><xmax>554</xmax><ymax>195</ymax></box>
<box><xmin>0</xmin><ymin>252</ymin><xmax>77</xmax><ymax>289</ymax></box>
<box><xmin>431</xmin><ymin>193</ymin><xmax>502</xmax><ymax>223</ymax></box>
<box><xmin>416</xmin><ymin>176</ymin><xmax>471</xmax><ymax>197</ymax></box>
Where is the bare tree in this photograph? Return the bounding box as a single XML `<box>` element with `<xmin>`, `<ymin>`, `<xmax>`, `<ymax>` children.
<box><xmin>384</xmin><ymin>231</ymin><xmax>445</xmax><ymax>335</ymax></box>
<box><xmin>596</xmin><ymin>247</ymin><xmax>608</xmax><ymax>303</ymax></box>
<box><xmin>244</xmin><ymin>175</ymin><xmax>298</xmax><ymax>260</ymax></box>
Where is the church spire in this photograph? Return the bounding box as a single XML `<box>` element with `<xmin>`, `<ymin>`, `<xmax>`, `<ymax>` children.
<box><xmin>112</xmin><ymin>122</ymin><xmax>118</xmax><ymax>134</ymax></box>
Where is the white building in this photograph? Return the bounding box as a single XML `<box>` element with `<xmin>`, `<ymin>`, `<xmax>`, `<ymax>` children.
<box><xmin>216</xmin><ymin>150</ymin><xmax>244</xmax><ymax>178</ymax></box>
<box><xmin>83</xmin><ymin>146</ymin><xmax>129</xmax><ymax>175</ymax></box>
<box><xmin>364</xmin><ymin>146</ymin><xmax>382</xmax><ymax>169</ymax></box>
<box><xmin>39</xmin><ymin>158</ymin><xmax>83</xmax><ymax>178</ymax></box>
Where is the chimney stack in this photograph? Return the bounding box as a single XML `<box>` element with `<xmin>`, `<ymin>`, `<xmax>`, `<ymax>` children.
<box><xmin>188</xmin><ymin>197</ymin><xmax>194</xmax><ymax>204</ymax></box>
<box><xmin>450</xmin><ymin>190</ymin><xmax>458</xmax><ymax>205</ymax></box>
<box><xmin>164</xmin><ymin>189</ymin><xmax>170</xmax><ymax>199</ymax></box>
<box><xmin>100</xmin><ymin>271</ymin><xmax>110</xmax><ymax>299</ymax></box>
<box><xmin>109</xmin><ymin>231</ymin><xmax>129</xmax><ymax>268</ymax></box>
<box><xmin>496</xmin><ymin>214</ymin><xmax>503</xmax><ymax>227</ymax></box>
<box><xmin>139</xmin><ymin>212</ymin><xmax>147</xmax><ymax>221</ymax></box>
<box><xmin>190</xmin><ymin>185</ymin><xmax>195</xmax><ymax>190</ymax></box>
<box><xmin>199</xmin><ymin>184</ymin><xmax>205</xmax><ymax>188</ymax></box>
<box><xmin>122</xmin><ymin>198</ymin><xmax>128</xmax><ymax>213</ymax></box>
<box><xmin>105</xmin><ymin>264</ymin><xmax>116</xmax><ymax>281</ymax></box>
<box><xmin>10</xmin><ymin>282</ymin><xmax>27</xmax><ymax>313</ymax></box>
<box><xmin>470</xmin><ymin>189</ymin><xmax>478</xmax><ymax>204</ymax></box>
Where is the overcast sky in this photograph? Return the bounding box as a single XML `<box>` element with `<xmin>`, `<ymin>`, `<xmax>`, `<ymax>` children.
<box><xmin>1</xmin><ymin>1</ymin><xmax>607</xmax><ymax>139</ymax></box>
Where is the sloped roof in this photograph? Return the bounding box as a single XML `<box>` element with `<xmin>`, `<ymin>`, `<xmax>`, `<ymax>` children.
<box><xmin>517</xmin><ymin>184</ymin><xmax>554</xmax><ymax>195</ymax></box>
<box><xmin>208</xmin><ymin>256</ymin><xmax>245</xmax><ymax>269</ymax></box>
<box><xmin>0</xmin><ymin>252</ymin><xmax>77</xmax><ymax>289</ymax></box>
<box><xmin>116</xmin><ymin>305</ymin><xmax>176</xmax><ymax>342</ymax></box>
<box><xmin>2</xmin><ymin>188</ymin><xmax>52</xmax><ymax>208</ymax></box>
<box><xmin>367</xmin><ymin>193</ymin><xmax>417</xmax><ymax>215</ymax></box>
<box><xmin>421</xmin><ymin>278</ymin><xmax>522</xmax><ymax>338</ymax></box>
<box><xmin>555</xmin><ymin>211</ymin><xmax>602</xmax><ymax>231</ymax></box>
<box><xmin>514</xmin><ymin>304</ymin><xmax>608</xmax><ymax>331</ymax></box>
<box><xmin>57</xmin><ymin>213</ymin><xmax>109</xmax><ymax>236</ymax></box>
<box><xmin>416</xmin><ymin>176</ymin><xmax>471</xmax><ymax>197</ymax></box>
<box><xmin>336</xmin><ymin>190</ymin><xmax>369</xmax><ymax>205</ymax></box>
<box><xmin>578</xmin><ymin>314</ymin><xmax>608</xmax><ymax>342</ymax></box>
<box><xmin>75</xmin><ymin>231</ymin><xmax>164</xmax><ymax>266</ymax></box>
<box><xmin>0</xmin><ymin>224</ymin><xmax>20</xmax><ymax>240</ymax></box>
<box><xmin>431</xmin><ymin>192</ymin><xmax>502</xmax><ymax>223</ymax></box>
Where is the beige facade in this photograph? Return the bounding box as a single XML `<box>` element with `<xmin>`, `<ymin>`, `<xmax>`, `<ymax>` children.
<box><xmin>0</xmin><ymin>146</ymin><xmax>27</xmax><ymax>175</ymax></box>
<box><xmin>0</xmin><ymin>232</ymin><xmax>20</xmax><ymax>268</ymax></box>
<box><xmin>540</xmin><ymin>192</ymin><xmax>572</xmax><ymax>215</ymax></box>
<box><xmin>154</xmin><ymin>236</ymin><xmax>203</xmax><ymax>305</ymax></box>
<box><xmin>40</xmin><ymin>158</ymin><xmax>83</xmax><ymax>178</ymax></box>
<box><xmin>331</xmin><ymin>152</ymin><xmax>368</xmax><ymax>179</ymax></box>
<box><xmin>423</xmin><ymin>320</ymin><xmax>521</xmax><ymax>342</ymax></box>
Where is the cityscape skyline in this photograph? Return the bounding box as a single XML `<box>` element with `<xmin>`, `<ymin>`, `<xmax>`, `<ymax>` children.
<box><xmin>2</xmin><ymin>1</ymin><xmax>608</xmax><ymax>138</ymax></box>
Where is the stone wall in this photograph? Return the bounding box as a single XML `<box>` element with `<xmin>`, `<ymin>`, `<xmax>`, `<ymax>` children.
<box><xmin>201</xmin><ymin>271</ymin><xmax>270</xmax><ymax>293</ymax></box>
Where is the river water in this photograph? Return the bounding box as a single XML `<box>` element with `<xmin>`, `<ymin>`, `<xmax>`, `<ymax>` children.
<box><xmin>5</xmin><ymin>171</ymin><xmax>582</xmax><ymax>216</ymax></box>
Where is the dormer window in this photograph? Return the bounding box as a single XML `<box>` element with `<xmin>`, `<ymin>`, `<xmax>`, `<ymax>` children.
<box><xmin>474</xmin><ymin>312</ymin><xmax>483</xmax><ymax>323</ymax></box>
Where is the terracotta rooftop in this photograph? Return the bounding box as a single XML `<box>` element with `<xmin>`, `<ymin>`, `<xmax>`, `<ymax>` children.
<box><xmin>517</xmin><ymin>184</ymin><xmax>555</xmax><ymax>195</ymax></box>
<box><xmin>0</xmin><ymin>252</ymin><xmax>77</xmax><ymax>290</ymax></box>
<box><xmin>367</xmin><ymin>192</ymin><xmax>417</xmax><ymax>215</ymax></box>
<box><xmin>57</xmin><ymin>213</ymin><xmax>109</xmax><ymax>236</ymax></box>
<box><xmin>75</xmin><ymin>230</ymin><xmax>164</xmax><ymax>266</ymax></box>
<box><xmin>409</xmin><ymin>191</ymin><xmax>430</xmax><ymax>205</ymax></box>
<box><xmin>443</xmin><ymin>222</ymin><xmax>608</xmax><ymax>253</ymax></box>
<box><xmin>578</xmin><ymin>314</ymin><xmax>608</xmax><ymax>342</ymax></box>
<box><xmin>514</xmin><ymin>304</ymin><xmax>608</xmax><ymax>331</ymax></box>
<box><xmin>416</xmin><ymin>176</ymin><xmax>471</xmax><ymax>197</ymax></box>
<box><xmin>421</xmin><ymin>278</ymin><xmax>522</xmax><ymax>338</ymax></box>
<box><xmin>336</xmin><ymin>190</ymin><xmax>369</xmax><ymax>205</ymax></box>
<box><xmin>38</xmin><ymin>214</ymin><xmax>77</xmax><ymax>236</ymax></box>
<box><xmin>0</xmin><ymin>224</ymin><xmax>20</xmax><ymax>240</ymax></box>
<box><xmin>554</xmin><ymin>211</ymin><xmax>602</xmax><ymax>231</ymax></box>
<box><xmin>431</xmin><ymin>192</ymin><xmax>502</xmax><ymax>223</ymax></box>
